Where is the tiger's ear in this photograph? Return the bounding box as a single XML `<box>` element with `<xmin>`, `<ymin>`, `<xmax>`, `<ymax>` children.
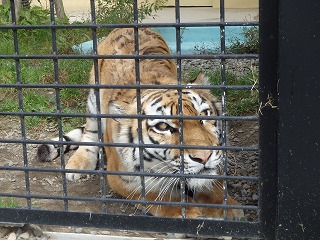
<box><xmin>189</xmin><ymin>72</ymin><xmax>210</xmax><ymax>85</ymax></box>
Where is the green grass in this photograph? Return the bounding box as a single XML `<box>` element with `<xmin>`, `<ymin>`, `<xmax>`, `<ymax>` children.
<box><xmin>0</xmin><ymin>5</ymin><xmax>92</xmax><ymax>131</ymax></box>
<box><xmin>0</xmin><ymin>57</ymin><xmax>91</xmax><ymax>130</ymax></box>
<box><xmin>186</xmin><ymin>68</ymin><xmax>259</xmax><ymax>116</ymax></box>
<box><xmin>0</xmin><ymin>197</ymin><xmax>18</xmax><ymax>208</ymax></box>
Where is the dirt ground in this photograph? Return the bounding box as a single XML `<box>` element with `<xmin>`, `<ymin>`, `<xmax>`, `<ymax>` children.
<box><xmin>0</xmin><ymin>115</ymin><xmax>259</xmax><ymax>238</ymax></box>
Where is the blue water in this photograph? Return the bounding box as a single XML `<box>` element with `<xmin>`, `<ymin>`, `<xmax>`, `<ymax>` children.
<box><xmin>73</xmin><ymin>26</ymin><xmax>245</xmax><ymax>54</ymax></box>
<box><xmin>152</xmin><ymin>26</ymin><xmax>244</xmax><ymax>53</ymax></box>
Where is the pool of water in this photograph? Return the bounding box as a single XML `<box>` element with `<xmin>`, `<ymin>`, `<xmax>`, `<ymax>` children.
<box><xmin>73</xmin><ymin>26</ymin><xmax>245</xmax><ymax>54</ymax></box>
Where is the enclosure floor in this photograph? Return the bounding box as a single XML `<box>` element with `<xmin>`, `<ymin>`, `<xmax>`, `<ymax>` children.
<box><xmin>31</xmin><ymin>1</ymin><xmax>258</xmax><ymax>23</ymax></box>
<box><xmin>142</xmin><ymin>7</ymin><xmax>259</xmax><ymax>23</ymax></box>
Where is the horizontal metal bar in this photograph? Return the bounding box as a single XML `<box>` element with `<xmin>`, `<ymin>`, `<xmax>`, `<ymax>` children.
<box><xmin>0</xmin><ymin>165</ymin><xmax>259</xmax><ymax>181</ymax></box>
<box><xmin>0</xmin><ymin>193</ymin><xmax>258</xmax><ymax>211</ymax></box>
<box><xmin>0</xmin><ymin>83</ymin><xmax>257</xmax><ymax>91</ymax></box>
<box><xmin>0</xmin><ymin>209</ymin><xmax>263</xmax><ymax>238</ymax></box>
<box><xmin>0</xmin><ymin>53</ymin><xmax>259</xmax><ymax>60</ymax></box>
<box><xmin>0</xmin><ymin>138</ymin><xmax>259</xmax><ymax>151</ymax></box>
<box><xmin>0</xmin><ymin>21</ymin><xmax>259</xmax><ymax>30</ymax></box>
<box><xmin>0</xmin><ymin>111</ymin><xmax>259</xmax><ymax>121</ymax></box>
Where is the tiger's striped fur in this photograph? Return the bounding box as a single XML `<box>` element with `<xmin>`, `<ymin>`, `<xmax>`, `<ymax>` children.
<box><xmin>37</xmin><ymin>28</ymin><xmax>243</xmax><ymax>219</ymax></box>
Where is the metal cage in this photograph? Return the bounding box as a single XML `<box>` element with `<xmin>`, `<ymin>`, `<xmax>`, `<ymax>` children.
<box><xmin>0</xmin><ymin>0</ymin><xmax>293</xmax><ymax>239</ymax></box>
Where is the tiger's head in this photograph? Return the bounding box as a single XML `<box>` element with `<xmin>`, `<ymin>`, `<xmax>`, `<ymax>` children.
<box><xmin>109</xmin><ymin>73</ymin><xmax>222</xmax><ymax>194</ymax></box>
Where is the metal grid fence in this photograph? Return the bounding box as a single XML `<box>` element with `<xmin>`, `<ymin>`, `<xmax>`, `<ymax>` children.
<box><xmin>0</xmin><ymin>0</ymin><xmax>272</xmax><ymax>238</ymax></box>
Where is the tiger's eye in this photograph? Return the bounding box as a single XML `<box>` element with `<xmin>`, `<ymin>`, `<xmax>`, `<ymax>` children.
<box><xmin>200</xmin><ymin>109</ymin><xmax>211</xmax><ymax>116</ymax></box>
<box><xmin>200</xmin><ymin>109</ymin><xmax>211</xmax><ymax>124</ymax></box>
<box><xmin>155</xmin><ymin>122</ymin><xmax>170</xmax><ymax>131</ymax></box>
<box><xmin>154</xmin><ymin>122</ymin><xmax>176</xmax><ymax>133</ymax></box>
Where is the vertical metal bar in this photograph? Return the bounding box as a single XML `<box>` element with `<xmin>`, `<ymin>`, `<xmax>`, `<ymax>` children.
<box><xmin>174</xmin><ymin>0</ymin><xmax>186</xmax><ymax>219</ymax></box>
<box><xmin>277</xmin><ymin>0</ymin><xmax>320</xmax><ymax>239</ymax></box>
<box><xmin>258</xmin><ymin>0</ymin><xmax>278</xmax><ymax>238</ymax></box>
<box><xmin>89</xmin><ymin>0</ymin><xmax>107</xmax><ymax>214</ymax></box>
<box><xmin>219</xmin><ymin>0</ymin><xmax>229</xmax><ymax>220</ymax></box>
<box><xmin>48</xmin><ymin>0</ymin><xmax>68</xmax><ymax>211</ymax></box>
<box><xmin>9</xmin><ymin>0</ymin><xmax>31</xmax><ymax>209</ymax></box>
<box><xmin>133</xmin><ymin>0</ymin><xmax>147</xmax><ymax>215</ymax></box>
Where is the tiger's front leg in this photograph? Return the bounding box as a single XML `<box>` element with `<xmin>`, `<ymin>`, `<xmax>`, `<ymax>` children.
<box><xmin>65</xmin><ymin>89</ymin><xmax>101</xmax><ymax>181</ymax></box>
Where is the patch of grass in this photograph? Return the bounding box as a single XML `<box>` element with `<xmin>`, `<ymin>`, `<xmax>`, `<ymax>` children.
<box><xmin>0</xmin><ymin>97</ymin><xmax>18</xmax><ymax>112</ymax></box>
<box><xmin>0</xmin><ymin>4</ymin><xmax>92</xmax><ymax>129</ymax></box>
<box><xmin>186</xmin><ymin>68</ymin><xmax>259</xmax><ymax>116</ymax></box>
<box><xmin>0</xmin><ymin>197</ymin><xmax>18</xmax><ymax>208</ymax></box>
<box><xmin>0</xmin><ymin>57</ymin><xmax>91</xmax><ymax>129</ymax></box>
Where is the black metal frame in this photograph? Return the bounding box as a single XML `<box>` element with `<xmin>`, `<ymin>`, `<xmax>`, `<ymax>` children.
<box><xmin>7</xmin><ymin>0</ymin><xmax>320</xmax><ymax>239</ymax></box>
<box><xmin>276</xmin><ymin>1</ymin><xmax>320</xmax><ymax>239</ymax></box>
<box><xmin>258</xmin><ymin>0</ymin><xmax>278</xmax><ymax>238</ymax></box>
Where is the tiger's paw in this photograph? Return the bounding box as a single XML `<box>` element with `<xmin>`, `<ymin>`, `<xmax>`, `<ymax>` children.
<box><xmin>66</xmin><ymin>172</ymin><xmax>83</xmax><ymax>182</ymax></box>
<box><xmin>186</xmin><ymin>207</ymin><xmax>202</xmax><ymax>219</ymax></box>
<box><xmin>229</xmin><ymin>208</ymin><xmax>245</xmax><ymax>220</ymax></box>
<box><xmin>37</xmin><ymin>144</ymin><xmax>59</xmax><ymax>162</ymax></box>
<box><xmin>149</xmin><ymin>205</ymin><xmax>202</xmax><ymax>219</ymax></box>
<box><xmin>65</xmin><ymin>152</ymin><xmax>96</xmax><ymax>181</ymax></box>
<box><xmin>200</xmin><ymin>205</ymin><xmax>245</xmax><ymax>220</ymax></box>
<box><xmin>171</xmin><ymin>208</ymin><xmax>202</xmax><ymax>219</ymax></box>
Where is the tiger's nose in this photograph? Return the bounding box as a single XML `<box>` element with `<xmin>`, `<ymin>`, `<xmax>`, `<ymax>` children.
<box><xmin>189</xmin><ymin>151</ymin><xmax>212</xmax><ymax>165</ymax></box>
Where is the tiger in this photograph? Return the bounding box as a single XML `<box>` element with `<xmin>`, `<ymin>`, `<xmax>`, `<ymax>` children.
<box><xmin>37</xmin><ymin>28</ymin><xmax>244</xmax><ymax>219</ymax></box>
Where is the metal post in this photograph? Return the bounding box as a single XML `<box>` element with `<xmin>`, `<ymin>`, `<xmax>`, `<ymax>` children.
<box><xmin>277</xmin><ymin>0</ymin><xmax>320</xmax><ymax>239</ymax></box>
<box><xmin>258</xmin><ymin>0</ymin><xmax>279</xmax><ymax>238</ymax></box>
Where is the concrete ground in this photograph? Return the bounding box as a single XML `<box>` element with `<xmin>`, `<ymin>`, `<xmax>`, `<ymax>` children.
<box><xmin>66</xmin><ymin>7</ymin><xmax>259</xmax><ymax>23</ymax></box>
<box><xmin>142</xmin><ymin>7</ymin><xmax>259</xmax><ymax>23</ymax></box>
<box><xmin>32</xmin><ymin>1</ymin><xmax>258</xmax><ymax>23</ymax></box>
